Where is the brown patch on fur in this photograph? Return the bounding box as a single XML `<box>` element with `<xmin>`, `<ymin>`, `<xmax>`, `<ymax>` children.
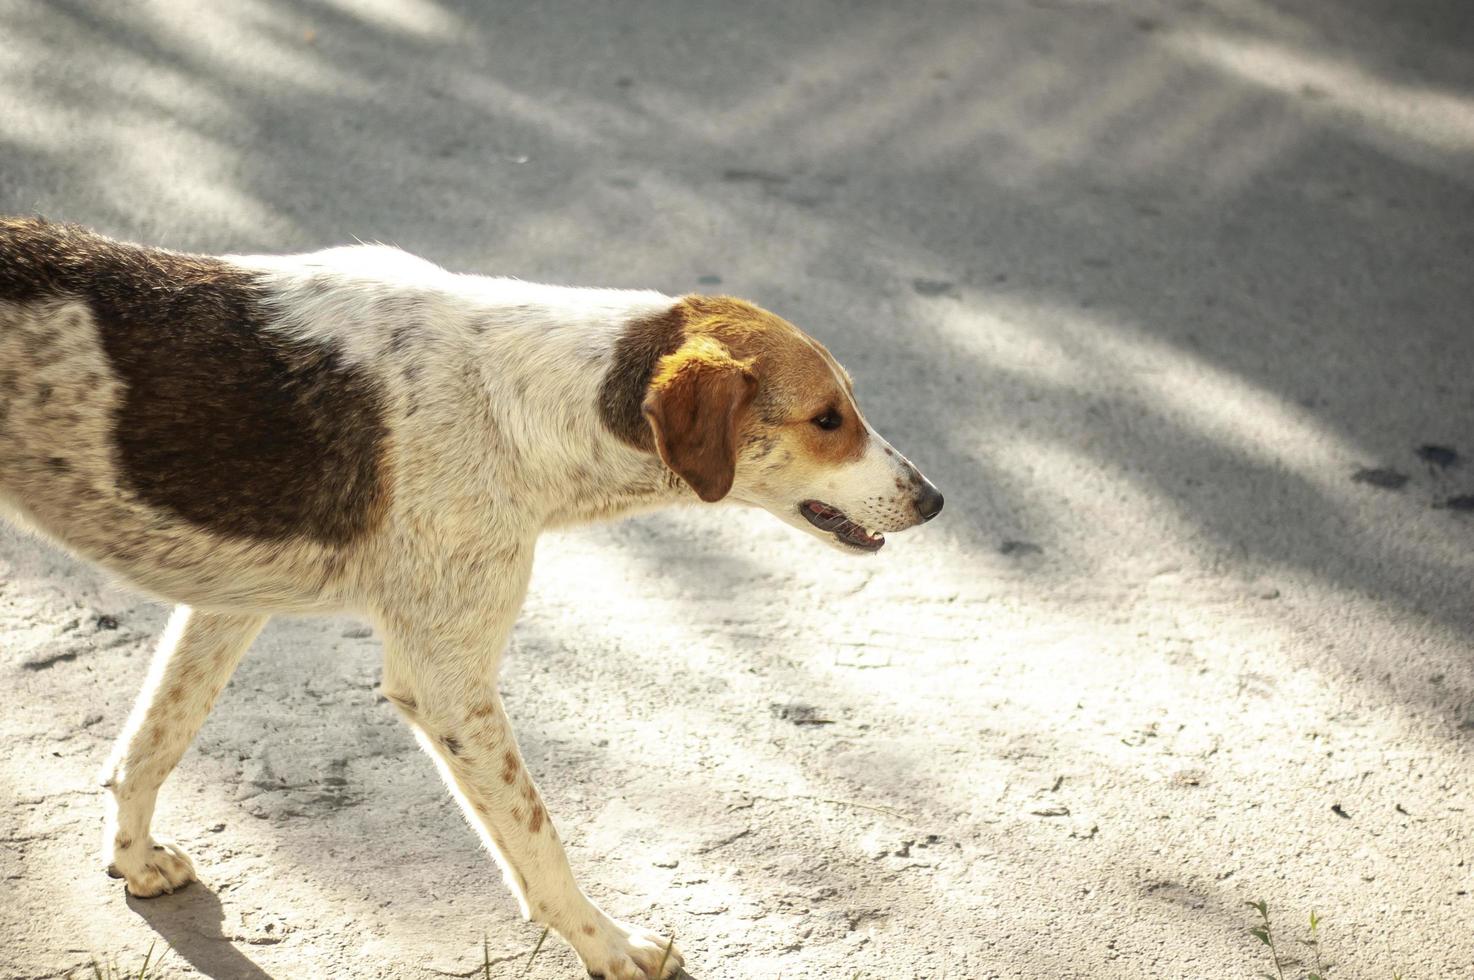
<box><xmin>0</xmin><ymin>218</ymin><xmax>392</xmax><ymax>546</ymax></box>
<box><xmin>116</xmin><ymin>836</ymin><xmax>133</xmax><ymax>850</ymax></box>
<box><xmin>469</xmin><ymin>701</ymin><xmax>497</xmax><ymax>719</ymax></box>
<box><xmin>597</xmin><ymin>304</ymin><xmax>687</xmax><ymax>450</ymax></box>
<box><xmin>528</xmin><ymin>803</ymin><xmax>544</xmax><ymax>833</ymax></box>
<box><xmin>581</xmin><ymin>924</ymin><xmax>596</xmax><ymax>937</ymax></box>
<box><xmin>442</xmin><ymin>734</ymin><xmax>462</xmax><ymax>756</ymax></box>
<box><xmin>500</xmin><ymin>750</ymin><xmax>518</xmax><ymax>785</ymax></box>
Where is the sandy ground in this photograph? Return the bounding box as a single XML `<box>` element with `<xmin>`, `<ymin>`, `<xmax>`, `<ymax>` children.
<box><xmin>3</xmin><ymin>0</ymin><xmax>1473</xmax><ymax>977</ymax></box>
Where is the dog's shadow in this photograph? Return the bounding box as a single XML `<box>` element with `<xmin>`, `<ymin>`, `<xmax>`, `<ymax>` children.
<box><xmin>126</xmin><ymin>882</ymin><xmax>273</xmax><ymax>980</ymax></box>
<box><xmin>127</xmin><ymin>881</ymin><xmax>703</xmax><ymax>979</ymax></box>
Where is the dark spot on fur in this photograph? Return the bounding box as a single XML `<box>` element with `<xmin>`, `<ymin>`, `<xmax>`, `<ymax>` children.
<box><xmin>388</xmin><ymin>323</ymin><xmax>414</xmax><ymax>353</ymax></box>
<box><xmin>35</xmin><ymin>384</ymin><xmax>52</xmax><ymax>405</ymax></box>
<box><xmin>751</xmin><ymin>390</ymin><xmax>788</xmax><ymax>426</ymax></box>
<box><xmin>442</xmin><ymin>734</ymin><xmax>462</xmax><ymax>756</ymax></box>
<box><xmin>47</xmin><ymin>456</ymin><xmax>69</xmax><ymax>472</ymax></box>
<box><xmin>0</xmin><ymin>218</ymin><xmax>392</xmax><ymax>545</ymax></box>
<box><xmin>116</xmin><ymin>836</ymin><xmax>133</xmax><ymax>850</ymax></box>
<box><xmin>745</xmin><ymin>434</ymin><xmax>777</xmax><ymax>461</ymax></box>
<box><xmin>597</xmin><ymin>303</ymin><xmax>687</xmax><ymax>450</ymax></box>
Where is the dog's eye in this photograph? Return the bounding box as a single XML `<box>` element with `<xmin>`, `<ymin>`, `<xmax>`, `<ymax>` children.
<box><xmin>812</xmin><ymin>411</ymin><xmax>842</xmax><ymax>431</ymax></box>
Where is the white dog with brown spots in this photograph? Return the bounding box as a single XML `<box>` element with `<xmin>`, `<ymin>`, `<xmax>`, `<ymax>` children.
<box><xmin>0</xmin><ymin>218</ymin><xmax>942</xmax><ymax>979</ymax></box>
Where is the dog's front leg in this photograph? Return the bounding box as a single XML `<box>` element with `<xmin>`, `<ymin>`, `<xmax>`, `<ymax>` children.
<box><xmin>376</xmin><ymin>576</ymin><xmax>683</xmax><ymax>980</ymax></box>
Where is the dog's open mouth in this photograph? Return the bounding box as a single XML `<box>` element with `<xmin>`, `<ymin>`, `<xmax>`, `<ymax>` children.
<box><xmin>800</xmin><ymin>500</ymin><xmax>885</xmax><ymax>552</ymax></box>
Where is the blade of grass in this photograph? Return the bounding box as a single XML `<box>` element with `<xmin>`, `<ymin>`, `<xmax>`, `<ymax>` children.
<box><xmin>521</xmin><ymin>925</ymin><xmax>550</xmax><ymax>976</ymax></box>
<box><xmin>655</xmin><ymin>932</ymin><xmax>676</xmax><ymax>978</ymax></box>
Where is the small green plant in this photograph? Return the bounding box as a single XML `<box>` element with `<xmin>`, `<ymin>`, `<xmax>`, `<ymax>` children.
<box><xmin>1304</xmin><ymin>910</ymin><xmax>1325</xmax><ymax>979</ymax></box>
<box><xmin>1246</xmin><ymin>900</ymin><xmax>1291</xmax><ymax>980</ymax></box>
<box><xmin>1247</xmin><ymin>901</ymin><xmax>1333</xmax><ymax>980</ymax></box>
<box><xmin>1244</xmin><ymin>901</ymin><xmax>1414</xmax><ymax>980</ymax></box>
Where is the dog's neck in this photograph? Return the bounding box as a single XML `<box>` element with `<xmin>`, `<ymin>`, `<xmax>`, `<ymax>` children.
<box><xmin>539</xmin><ymin>429</ymin><xmax>687</xmax><ymax>529</ymax></box>
<box><xmin>459</xmin><ymin>288</ymin><xmax>694</xmax><ymax>529</ymax></box>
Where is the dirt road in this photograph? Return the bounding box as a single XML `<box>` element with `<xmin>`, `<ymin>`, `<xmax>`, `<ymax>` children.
<box><xmin>3</xmin><ymin>0</ymin><xmax>1471</xmax><ymax>976</ymax></box>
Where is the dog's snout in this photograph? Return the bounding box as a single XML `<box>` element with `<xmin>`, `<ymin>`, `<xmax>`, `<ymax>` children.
<box><xmin>914</xmin><ymin>480</ymin><xmax>944</xmax><ymax>523</ymax></box>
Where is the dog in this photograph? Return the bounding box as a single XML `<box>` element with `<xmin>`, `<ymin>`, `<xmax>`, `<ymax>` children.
<box><xmin>0</xmin><ymin>217</ymin><xmax>942</xmax><ymax>979</ymax></box>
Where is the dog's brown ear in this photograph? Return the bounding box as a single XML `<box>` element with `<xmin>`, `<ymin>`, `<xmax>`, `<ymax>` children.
<box><xmin>642</xmin><ymin>338</ymin><xmax>757</xmax><ymax>502</ymax></box>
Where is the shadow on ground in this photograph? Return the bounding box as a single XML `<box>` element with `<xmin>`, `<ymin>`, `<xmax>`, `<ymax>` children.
<box><xmin>2</xmin><ymin>0</ymin><xmax>1472</xmax><ymax>976</ymax></box>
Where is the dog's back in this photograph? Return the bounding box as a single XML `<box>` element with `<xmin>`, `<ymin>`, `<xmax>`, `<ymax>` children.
<box><xmin>0</xmin><ymin>218</ymin><xmax>389</xmax><ymax>609</ymax></box>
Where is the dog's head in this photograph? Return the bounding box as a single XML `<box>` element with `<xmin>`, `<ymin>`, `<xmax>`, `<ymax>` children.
<box><xmin>624</xmin><ymin>296</ymin><xmax>942</xmax><ymax>553</ymax></box>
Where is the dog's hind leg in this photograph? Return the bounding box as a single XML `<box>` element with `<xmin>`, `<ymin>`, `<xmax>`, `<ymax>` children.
<box><xmin>99</xmin><ymin>605</ymin><xmax>267</xmax><ymax>897</ymax></box>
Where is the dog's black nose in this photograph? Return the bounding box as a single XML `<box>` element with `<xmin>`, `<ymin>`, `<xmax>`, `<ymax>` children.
<box><xmin>915</xmin><ymin>481</ymin><xmax>944</xmax><ymax>522</ymax></box>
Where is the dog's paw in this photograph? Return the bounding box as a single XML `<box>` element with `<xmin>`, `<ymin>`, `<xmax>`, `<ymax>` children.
<box><xmin>573</xmin><ymin>918</ymin><xmax>683</xmax><ymax>980</ymax></box>
<box><xmin>106</xmin><ymin>839</ymin><xmax>196</xmax><ymax>897</ymax></box>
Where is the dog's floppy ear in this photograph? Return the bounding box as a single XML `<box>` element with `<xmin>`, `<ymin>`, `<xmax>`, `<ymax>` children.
<box><xmin>642</xmin><ymin>337</ymin><xmax>757</xmax><ymax>502</ymax></box>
